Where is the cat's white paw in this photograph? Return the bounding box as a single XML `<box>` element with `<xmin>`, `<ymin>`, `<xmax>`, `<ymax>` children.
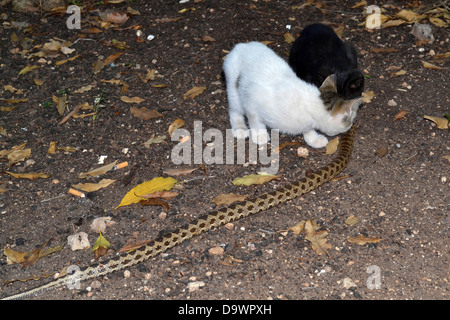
<box><xmin>303</xmin><ymin>131</ymin><xmax>328</xmax><ymax>148</ymax></box>
<box><xmin>307</xmin><ymin>136</ymin><xmax>328</xmax><ymax>148</ymax></box>
<box><xmin>250</xmin><ymin>129</ymin><xmax>270</xmax><ymax>145</ymax></box>
<box><xmin>233</xmin><ymin>128</ymin><xmax>249</xmax><ymax>140</ymax></box>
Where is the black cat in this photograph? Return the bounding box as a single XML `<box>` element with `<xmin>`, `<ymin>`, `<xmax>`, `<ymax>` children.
<box><xmin>288</xmin><ymin>23</ymin><xmax>364</xmax><ymax>99</ymax></box>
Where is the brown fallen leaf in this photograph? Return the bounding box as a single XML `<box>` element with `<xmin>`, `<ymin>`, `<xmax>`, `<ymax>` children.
<box><xmin>202</xmin><ymin>35</ymin><xmax>216</xmax><ymax>42</ymax></box>
<box><xmin>344</xmin><ymin>215</ymin><xmax>360</xmax><ymax>226</ymax></box>
<box><xmin>52</xmin><ymin>94</ymin><xmax>67</xmax><ymax>116</ymax></box>
<box><xmin>274</xmin><ymin>141</ymin><xmax>301</xmax><ymax>154</ymax></box>
<box><xmin>121</xmin><ymin>96</ymin><xmax>146</xmax><ymax>104</ymax></box>
<box><xmin>4</xmin><ymin>240</ymin><xmax>64</xmax><ymax>267</ymax></box>
<box><xmin>347</xmin><ymin>235</ymin><xmax>383</xmax><ymax>245</ymax></box>
<box><xmin>18</xmin><ymin>65</ymin><xmax>39</xmax><ymax>76</ymax></box>
<box><xmin>232</xmin><ymin>173</ymin><xmax>279</xmax><ymax>186</ymax></box>
<box><xmin>55</xmin><ymin>54</ymin><xmax>80</xmax><ymax>66</ymax></box>
<box><xmin>212</xmin><ymin>193</ymin><xmax>249</xmax><ymax>206</ymax></box>
<box><xmin>103</xmin><ymin>10</ymin><xmax>129</xmax><ymax>24</ymax></box>
<box><xmin>284</xmin><ymin>32</ymin><xmax>295</xmax><ymax>44</ymax></box>
<box><xmin>429</xmin><ymin>17</ymin><xmax>448</xmax><ymax>28</ymax></box>
<box><xmin>433</xmin><ymin>52</ymin><xmax>450</xmax><ymax>60</ymax></box>
<box><xmin>6</xmin><ymin>148</ymin><xmax>31</xmax><ymax>165</ymax></box>
<box><xmin>118</xmin><ymin>239</ymin><xmax>153</xmax><ymax>253</ymax></box>
<box><xmin>421</xmin><ymin>60</ymin><xmax>444</xmax><ymax>70</ymax></box>
<box><xmin>289</xmin><ymin>220</ymin><xmax>306</xmax><ymax>235</ymax></box>
<box><xmin>362</xmin><ymin>91</ymin><xmax>375</xmax><ymax>103</ymax></box>
<box><xmin>325</xmin><ymin>137</ymin><xmax>339</xmax><ymax>155</ymax></box>
<box><xmin>139</xmin><ymin>69</ymin><xmax>157</xmax><ymax>83</ymax></box>
<box><xmin>92</xmin><ymin>60</ymin><xmax>106</xmax><ymax>74</ymax></box>
<box><xmin>0</xmin><ymin>143</ymin><xmax>27</xmax><ymax>158</ymax></box>
<box><xmin>139</xmin><ymin>191</ymin><xmax>179</xmax><ymax>200</ymax></box>
<box><xmin>104</xmin><ymin>52</ymin><xmax>123</xmax><ymax>64</ymax></box>
<box><xmin>168</xmin><ymin>118</ymin><xmax>186</xmax><ymax>136</ymax></box>
<box><xmin>394</xmin><ymin>109</ymin><xmax>408</xmax><ymax>121</ymax></box>
<box><xmin>130</xmin><ymin>107</ymin><xmax>163</xmax><ymax>120</ymax></box>
<box><xmin>392</xmin><ymin>69</ymin><xmax>407</xmax><ymax>76</ymax></box>
<box><xmin>381</xmin><ymin>19</ymin><xmax>406</xmax><ymax>28</ymax></box>
<box><xmin>48</xmin><ymin>141</ymin><xmax>58</xmax><ymax>154</ymax></box>
<box><xmin>304</xmin><ymin>218</ymin><xmax>331</xmax><ymax>255</ymax></box>
<box><xmin>375</xmin><ymin>146</ymin><xmax>388</xmax><ymax>157</ymax></box>
<box><xmin>183</xmin><ymin>86</ymin><xmax>206</xmax><ymax>100</ymax></box>
<box><xmin>6</xmin><ymin>171</ymin><xmax>50</xmax><ymax>180</ymax></box>
<box><xmin>78</xmin><ymin>160</ymin><xmax>118</xmax><ymax>178</ymax></box>
<box><xmin>163</xmin><ymin>167</ymin><xmax>197</xmax><ymax>176</ymax></box>
<box><xmin>371</xmin><ymin>48</ymin><xmax>399</xmax><ymax>53</ymax></box>
<box><xmin>72</xmin><ymin>179</ymin><xmax>116</xmax><ymax>192</ymax></box>
<box><xmin>424</xmin><ymin>115</ymin><xmax>449</xmax><ymax>129</ymax></box>
<box><xmin>140</xmin><ymin>198</ymin><xmax>170</xmax><ymax>212</ymax></box>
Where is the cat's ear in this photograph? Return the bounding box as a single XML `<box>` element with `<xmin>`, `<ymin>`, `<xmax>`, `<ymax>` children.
<box><xmin>319</xmin><ymin>74</ymin><xmax>337</xmax><ymax>92</ymax></box>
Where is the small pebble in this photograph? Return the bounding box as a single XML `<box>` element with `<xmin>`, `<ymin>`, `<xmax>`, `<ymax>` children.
<box><xmin>124</xmin><ymin>270</ymin><xmax>131</xmax><ymax>278</ymax></box>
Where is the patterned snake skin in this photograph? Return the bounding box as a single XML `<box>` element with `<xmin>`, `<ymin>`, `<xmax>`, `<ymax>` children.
<box><xmin>2</xmin><ymin>125</ymin><xmax>357</xmax><ymax>300</ymax></box>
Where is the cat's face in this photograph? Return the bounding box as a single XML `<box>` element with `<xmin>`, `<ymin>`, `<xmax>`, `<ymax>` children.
<box><xmin>319</xmin><ymin>74</ymin><xmax>362</xmax><ymax>134</ymax></box>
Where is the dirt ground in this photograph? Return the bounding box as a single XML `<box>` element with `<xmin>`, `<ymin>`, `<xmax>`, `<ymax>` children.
<box><xmin>0</xmin><ymin>0</ymin><xmax>448</xmax><ymax>302</ymax></box>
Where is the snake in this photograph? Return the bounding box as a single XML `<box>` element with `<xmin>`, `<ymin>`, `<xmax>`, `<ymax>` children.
<box><xmin>2</xmin><ymin>125</ymin><xmax>356</xmax><ymax>300</ymax></box>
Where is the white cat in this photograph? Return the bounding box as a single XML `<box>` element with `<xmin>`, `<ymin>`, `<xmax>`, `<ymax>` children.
<box><xmin>223</xmin><ymin>41</ymin><xmax>362</xmax><ymax>148</ymax></box>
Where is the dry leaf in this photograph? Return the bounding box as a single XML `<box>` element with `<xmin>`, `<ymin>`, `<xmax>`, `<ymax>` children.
<box><xmin>67</xmin><ymin>232</ymin><xmax>91</xmax><ymax>251</ymax></box>
<box><xmin>421</xmin><ymin>60</ymin><xmax>444</xmax><ymax>70</ymax></box>
<box><xmin>140</xmin><ymin>191</ymin><xmax>179</xmax><ymax>200</ymax></box>
<box><xmin>443</xmin><ymin>155</ymin><xmax>450</xmax><ymax>162</ymax></box>
<box><xmin>140</xmin><ymin>198</ymin><xmax>170</xmax><ymax>212</ymax></box>
<box><xmin>115</xmin><ymin>177</ymin><xmax>178</xmax><ymax>209</ymax></box>
<box><xmin>144</xmin><ymin>135</ymin><xmax>166</xmax><ymax>146</ymax></box>
<box><xmin>48</xmin><ymin>141</ymin><xmax>58</xmax><ymax>154</ymax></box>
<box><xmin>55</xmin><ymin>54</ymin><xmax>80</xmax><ymax>66</ymax></box>
<box><xmin>202</xmin><ymin>35</ymin><xmax>216</xmax><ymax>42</ymax></box>
<box><xmin>396</xmin><ymin>9</ymin><xmax>425</xmax><ymax>22</ymax></box>
<box><xmin>139</xmin><ymin>69</ymin><xmax>157</xmax><ymax>83</ymax></box>
<box><xmin>433</xmin><ymin>52</ymin><xmax>450</xmax><ymax>60</ymax></box>
<box><xmin>362</xmin><ymin>91</ymin><xmax>375</xmax><ymax>103</ymax></box>
<box><xmin>78</xmin><ymin>160</ymin><xmax>118</xmax><ymax>179</ymax></box>
<box><xmin>73</xmin><ymin>85</ymin><xmax>94</xmax><ymax>94</ymax></box>
<box><xmin>6</xmin><ymin>147</ymin><xmax>31</xmax><ymax>165</ymax></box>
<box><xmin>394</xmin><ymin>110</ymin><xmax>408</xmax><ymax>121</ymax></box>
<box><xmin>304</xmin><ymin>218</ymin><xmax>331</xmax><ymax>255</ymax></box>
<box><xmin>72</xmin><ymin>179</ymin><xmax>116</xmax><ymax>192</ymax></box>
<box><xmin>428</xmin><ymin>17</ymin><xmax>448</xmax><ymax>28</ymax></box>
<box><xmin>183</xmin><ymin>86</ymin><xmax>206</xmax><ymax>100</ymax></box>
<box><xmin>4</xmin><ymin>240</ymin><xmax>63</xmax><ymax>267</ymax></box>
<box><xmin>347</xmin><ymin>235</ymin><xmax>383</xmax><ymax>245</ymax></box>
<box><xmin>6</xmin><ymin>171</ymin><xmax>50</xmax><ymax>180</ymax></box>
<box><xmin>381</xmin><ymin>19</ymin><xmax>406</xmax><ymax>28</ymax></box>
<box><xmin>212</xmin><ymin>193</ymin><xmax>249</xmax><ymax>206</ymax></box>
<box><xmin>33</xmin><ymin>78</ymin><xmax>44</xmax><ymax>86</ymax></box>
<box><xmin>90</xmin><ymin>217</ymin><xmax>116</xmax><ymax>233</ymax></box>
<box><xmin>351</xmin><ymin>0</ymin><xmax>367</xmax><ymax>8</ymax></box>
<box><xmin>92</xmin><ymin>60</ymin><xmax>106</xmax><ymax>74</ymax></box>
<box><xmin>276</xmin><ymin>141</ymin><xmax>301</xmax><ymax>154</ymax></box>
<box><xmin>232</xmin><ymin>173</ymin><xmax>279</xmax><ymax>186</ymax></box>
<box><xmin>344</xmin><ymin>215</ymin><xmax>360</xmax><ymax>226</ymax></box>
<box><xmin>130</xmin><ymin>107</ymin><xmax>163</xmax><ymax>120</ymax></box>
<box><xmin>119</xmin><ymin>239</ymin><xmax>153</xmax><ymax>253</ymax></box>
<box><xmin>325</xmin><ymin>137</ymin><xmax>339</xmax><ymax>155</ymax></box>
<box><xmin>0</xmin><ymin>143</ymin><xmax>27</xmax><ymax>158</ymax></box>
<box><xmin>104</xmin><ymin>10</ymin><xmax>129</xmax><ymax>24</ymax></box>
<box><xmin>423</xmin><ymin>115</ymin><xmax>449</xmax><ymax>129</ymax></box>
<box><xmin>163</xmin><ymin>167</ymin><xmax>197</xmax><ymax>176</ymax></box>
<box><xmin>52</xmin><ymin>94</ymin><xmax>67</xmax><ymax>116</ymax></box>
<box><xmin>284</xmin><ymin>32</ymin><xmax>295</xmax><ymax>44</ymax></box>
<box><xmin>289</xmin><ymin>220</ymin><xmax>306</xmax><ymax>235</ymax></box>
<box><xmin>18</xmin><ymin>65</ymin><xmax>39</xmax><ymax>76</ymax></box>
<box><xmin>371</xmin><ymin>48</ymin><xmax>399</xmax><ymax>53</ymax></box>
<box><xmin>392</xmin><ymin>69</ymin><xmax>407</xmax><ymax>76</ymax></box>
<box><xmin>375</xmin><ymin>146</ymin><xmax>388</xmax><ymax>157</ymax></box>
<box><xmin>121</xmin><ymin>96</ymin><xmax>146</xmax><ymax>104</ymax></box>
<box><xmin>168</xmin><ymin>118</ymin><xmax>185</xmax><ymax>136</ymax></box>
<box><xmin>91</xmin><ymin>231</ymin><xmax>110</xmax><ymax>259</ymax></box>
<box><xmin>104</xmin><ymin>52</ymin><xmax>123</xmax><ymax>64</ymax></box>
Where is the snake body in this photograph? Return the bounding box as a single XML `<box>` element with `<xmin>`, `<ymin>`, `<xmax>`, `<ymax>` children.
<box><xmin>2</xmin><ymin>125</ymin><xmax>356</xmax><ymax>300</ymax></box>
